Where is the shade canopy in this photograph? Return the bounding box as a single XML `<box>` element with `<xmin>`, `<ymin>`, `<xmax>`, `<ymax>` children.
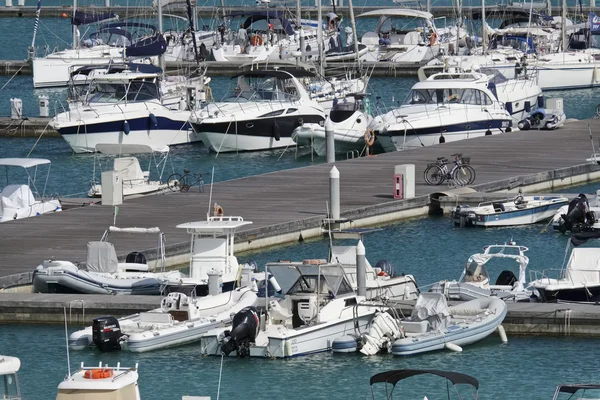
<box><xmin>357</xmin><ymin>9</ymin><xmax>433</xmax><ymax>20</ymax></box>
<box><xmin>557</xmin><ymin>384</ymin><xmax>600</xmax><ymax>394</ymax></box>
<box><xmin>370</xmin><ymin>369</ymin><xmax>479</xmax><ymax>389</ymax></box>
<box><xmin>0</xmin><ymin>158</ymin><xmax>51</xmax><ymax>168</ymax></box>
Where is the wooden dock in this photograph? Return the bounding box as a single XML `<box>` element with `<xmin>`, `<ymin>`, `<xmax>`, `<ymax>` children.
<box><xmin>0</xmin><ymin>118</ymin><xmax>599</xmax><ymax>287</ymax></box>
<box><xmin>0</xmin><ymin>117</ymin><xmax>58</xmax><ymax>137</ymax></box>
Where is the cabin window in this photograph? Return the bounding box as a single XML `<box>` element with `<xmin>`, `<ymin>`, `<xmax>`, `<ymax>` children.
<box><xmin>404</xmin><ymin>88</ymin><xmax>493</xmax><ymax>106</ymax></box>
<box><xmin>286</xmin><ymin>108</ymin><xmax>298</xmax><ymax>114</ymax></box>
<box><xmin>1</xmin><ymin>373</ymin><xmax>19</xmax><ymax>399</ymax></box>
<box><xmin>259</xmin><ymin>109</ymin><xmax>285</xmax><ymax>118</ymax></box>
<box><xmin>344</xmin><ymin>297</ymin><xmax>358</xmax><ymax>306</ymax></box>
<box><xmin>126</xmin><ymin>80</ymin><xmax>159</xmax><ymax>102</ymax></box>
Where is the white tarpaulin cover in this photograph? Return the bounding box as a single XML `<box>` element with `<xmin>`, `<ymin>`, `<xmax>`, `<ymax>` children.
<box><xmin>107</xmin><ymin>226</ymin><xmax>161</xmax><ymax>234</ymax></box>
<box><xmin>86</xmin><ymin>241</ymin><xmax>119</xmax><ymax>273</ymax></box>
<box><xmin>410</xmin><ymin>293</ymin><xmax>449</xmax><ymax>331</ymax></box>
<box><xmin>0</xmin><ymin>158</ymin><xmax>51</xmax><ymax>168</ymax></box>
<box><xmin>566</xmin><ymin>248</ymin><xmax>600</xmax><ymax>283</ymax></box>
<box><xmin>1</xmin><ymin>184</ymin><xmax>35</xmax><ymax>208</ymax></box>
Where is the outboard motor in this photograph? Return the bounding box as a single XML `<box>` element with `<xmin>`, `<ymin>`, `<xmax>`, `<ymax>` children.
<box><xmin>495</xmin><ymin>270</ymin><xmax>517</xmax><ymax>287</ymax></box>
<box><xmin>375</xmin><ymin>260</ymin><xmax>395</xmax><ymax>277</ymax></box>
<box><xmin>221</xmin><ymin>306</ymin><xmax>260</xmax><ymax>357</ymax></box>
<box><xmin>560</xmin><ymin>194</ymin><xmax>590</xmax><ymax>233</ymax></box>
<box><xmin>126</xmin><ymin>251</ymin><xmax>146</xmax><ymax>264</ymax></box>
<box><xmin>92</xmin><ymin>316</ymin><xmax>122</xmax><ymax>352</ymax></box>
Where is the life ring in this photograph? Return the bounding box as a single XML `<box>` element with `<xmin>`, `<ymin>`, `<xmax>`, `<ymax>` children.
<box><xmin>250</xmin><ymin>35</ymin><xmax>263</xmax><ymax>46</ymax></box>
<box><xmin>213</xmin><ymin>203</ymin><xmax>224</xmax><ymax>217</ymax></box>
<box><xmin>84</xmin><ymin>369</ymin><xmax>114</xmax><ymax>379</ymax></box>
<box><xmin>378</xmin><ymin>270</ymin><xmax>389</xmax><ymax>277</ymax></box>
<box><xmin>364</xmin><ymin>129</ymin><xmax>375</xmax><ymax>147</ymax></box>
<box><xmin>429</xmin><ymin>32</ymin><xmax>437</xmax><ymax>46</ymax></box>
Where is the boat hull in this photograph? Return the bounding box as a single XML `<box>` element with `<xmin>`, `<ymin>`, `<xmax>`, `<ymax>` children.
<box><xmin>473</xmin><ymin>202</ymin><xmax>567</xmax><ymax>227</ymax></box>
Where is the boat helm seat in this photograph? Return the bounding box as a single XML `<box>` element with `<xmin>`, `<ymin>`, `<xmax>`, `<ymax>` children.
<box><xmin>268</xmin><ymin>300</ymin><xmax>293</xmax><ymax>325</ymax></box>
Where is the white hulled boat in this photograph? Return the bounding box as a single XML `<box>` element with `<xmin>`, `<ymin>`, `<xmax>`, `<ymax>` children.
<box><xmin>551</xmin><ymin>193</ymin><xmax>600</xmax><ymax>233</ymax></box>
<box><xmin>190</xmin><ymin>69</ymin><xmax>325</xmax><ymax>152</ymax></box>
<box><xmin>50</xmin><ymin>71</ymin><xmax>201</xmax><ymax>153</ymax></box>
<box><xmin>372</xmin><ymin>71</ymin><xmax>512</xmax><ymax>152</ymax></box>
<box><xmin>356</xmin><ymin>9</ymin><xmax>468</xmax><ymax>63</ymax></box>
<box><xmin>200</xmin><ymin>261</ymin><xmax>382</xmax><ymax>358</ymax></box>
<box><xmin>56</xmin><ymin>362</ymin><xmax>140</xmax><ymax>400</ymax></box>
<box><xmin>0</xmin><ymin>158</ymin><xmax>62</xmax><ymax>223</ymax></box>
<box><xmin>429</xmin><ymin>243</ymin><xmax>532</xmax><ymax>301</ymax></box>
<box><xmin>0</xmin><ymin>356</ymin><xmax>21</xmax><ymax>399</ymax></box>
<box><xmin>68</xmin><ymin>286</ymin><xmax>258</xmax><ymax>352</ymax></box>
<box><xmin>88</xmin><ymin>143</ymin><xmax>170</xmax><ymax>197</ymax></box>
<box><xmin>32</xmin><ymin>226</ymin><xmax>181</xmax><ymax>295</ymax></box>
<box><xmin>160</xmin><ymin>216</ymin><xmax>253</xmax><ymax>296</ymax></box>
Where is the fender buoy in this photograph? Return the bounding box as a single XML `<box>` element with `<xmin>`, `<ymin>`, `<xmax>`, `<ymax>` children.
<box><xmin>429</xmin><ymin>32</ymin><xmax>437</xmax><ymax>46</ymax></box>
<box><xmin>84</xmin><ymin>369</ymin><xmax>114</xmax><ymax>379</ymax></box>
<box><xmin>364</xmin><ymin>129</ymin><xmax>375</xmax><ymax>147</ymax></box>
<box><xmin>378</xmin><ymin>270</ymin><xmax>389</xmax><ymax>277</ymax></box>
<box><xmin>213</xmin><ymin>203</ymin><xmax>224</xmax><ymax>217</ymax></box>
<box><xmin>250</xmin><ymin>35</ymin><xmax>263</xmax><ymax>46</ymax></box>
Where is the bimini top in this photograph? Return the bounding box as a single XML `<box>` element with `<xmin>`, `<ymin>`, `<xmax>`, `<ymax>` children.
<box><xmin>0</xmin><ymin>356</ymin><xmax>21</xmax><ymax>374</ymax></box>
<box><xmin>231</xmin><ymin>69</ymin><xmax>315</xmax><ymax>80</ymax></box>
<box><xmin>95</xmin><ymin>143</ymin><xmax>169</xmax><ymax>155</ymax></box>
<box><xmin>177</xmin><ymin>216</ymin><xmax>253</xmax><ymax>233</ymax></box>
<box><xmin>555</xmin><ymin>384</ymin><xmax>600</xmax><ymax>394</ymax></box>
<box><xmin>0</xmin><ymin>158</ymin><xmax>51</xmax><ymax>168</ymax></box>
<box><xmin>357</xmin><ymin>8</ymin><xmax>433</xmax><ymax>20</ymax></box>
<box><xmin>370</xmin><ymin>369</ymin><xmax>479</xmax><ymax>388</ymax></box>
<box><xmin>92</xmin><ymin>72</ymin><xmax>160</xmax><ymax>83</ymax></box>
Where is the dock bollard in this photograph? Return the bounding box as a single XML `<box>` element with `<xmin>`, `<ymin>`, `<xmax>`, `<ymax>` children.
<box><xmin>356</xmin><ymin>240</ymin><xmax>366</xmax><ymax>297</ymax></box>
<box><xmin>39</xmin><ymin>95</ymin><xmax>49</xmax><ymax>117</ymax></box>
<box><xmin>329</xmin><ymin>166</ymin><xmax>340</xmax><ymax>220</ymax></box>
<box><xmin>5</xmin><ymin>0</ymin><xmax>12</xmax><ymax>7</ymax></box>
<box><xmin>325</xmin><ymin>119</ymin><xmax>335</xmax><ymax>163</ymax></box>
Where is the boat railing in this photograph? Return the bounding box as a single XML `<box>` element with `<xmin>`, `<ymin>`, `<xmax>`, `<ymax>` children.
<box><xmin>528</xmin><ymin>268</ymin><xmax>566</xmax><ymax>284</ymax></box>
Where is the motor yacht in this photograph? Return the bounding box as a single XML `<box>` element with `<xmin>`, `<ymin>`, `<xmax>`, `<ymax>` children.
<box><xmin>372</xmin><ymin>71</ymin><xmax>512</xmax><ymax>152</ymax></box>
<box><xmin>190</xmin><ymin>69</ymin><xmax>325</xmax><ymax>152</ymax></box>
<box><xmin>56</xmin><ymin>362</ymin><xmax>140</xmax><ymax>400</ymax></box>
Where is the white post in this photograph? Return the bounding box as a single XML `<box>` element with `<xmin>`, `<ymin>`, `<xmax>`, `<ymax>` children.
<box><xmin>157</xmin><ymin>0</ymin><xmax>165</xmax><ymax>73</ymax></box>
<box><xmin>347</xmin><ymin>0</ymin><xmax>360</xmax><ymax>65</ymax></box>
<box><xmin>481</xmin><ymin>0</ymin><xmax>487</xmax><ymax>53</ymax></box>
<box><xmin>356</xmin><ymin>240</ymin><xmax>366</xmax><ymax>297</ymax></box>
<box><xmin>72</xmin><ymin>0</ymin><xmax>78</xmax><ymax>48</ymax></box>
<box><xmin>546</xmin><ymin>0</ymin><xmax>552</xmax><ymax>17</ymax></box>
<box><xmin>325</xmin><ymin>119</ymin><xmax>335</xmax><ymax>163</ymax></box>
<box><xmin>329</xmin><ymin>166</ymin><xmax>340</xmax><ymax>220</ymax></box>
<box><xmin>105</xmin><ymin>0</ymin><xmax>109</xmax><ymax>7</ymax></box>
<box><xmin>317</xmin><ymin>0</ymin><xmax>324</xmax><ymax>75</ymax></box>
<box><xmin>561</xmin><ymin>0</ymin><xmax>566</xmax><ymax>51</ymax></box>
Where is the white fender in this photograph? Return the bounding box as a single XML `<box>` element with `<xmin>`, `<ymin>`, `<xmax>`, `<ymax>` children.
<box><xmin>497</xmin><ymin>324</ymin><xmax>508</xmax><ymax>343</ymax></box>
<box><xmin>445</xmin><ymin>342</ymin><xmax>463</xmax><ymax>352</ymax></box>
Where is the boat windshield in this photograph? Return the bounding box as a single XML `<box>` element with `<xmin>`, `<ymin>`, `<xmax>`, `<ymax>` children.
<box><xmin>403</xmin><ymin>88</ymin><xmax>493</xmax><ymax>105</ymax></box>
<box><xmin>86</xmin><ymin>79</ymin><xmax>159</xmax><ymax>104</ymax></box>
<box><xmin>463</xmin><ymin>261</ymin><xmax>490</xmax><ymax>283</ymax></box>
<box><xmin>489</xmin><ymin>35</ymin><xmax>534</xmax><ymax>53</ymax></box>
<box><xmin>268</xmin><ymin>264</ymin><xmax>354</xmax><ymax>297</ymax></box>
<box><xmin>222</xmin><ymin>75</ymin><xmax>299</xmax><ymax>102</ymax></box>
<box><xmin>1</xmin><ymin>373</ymin><xmax>19</xmax><ymax>399</ymax></box>
<box><xmin>377</xmin><ymin>15</ymin><xmax>431</xmax><ymax>34</ymax></box>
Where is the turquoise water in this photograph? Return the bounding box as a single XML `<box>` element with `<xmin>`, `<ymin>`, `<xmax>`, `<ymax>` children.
<box><xmin>3</xmin><ymin>207</ymin><xmax>600</xmax><ymax>399</ymax></box>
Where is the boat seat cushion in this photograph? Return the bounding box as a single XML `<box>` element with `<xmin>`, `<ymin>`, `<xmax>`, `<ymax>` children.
<box><xmin>139</xmin><ymin>312</ymin><xmax>173</xmax><ymax>324</ymax></box>
<box><xmin>401</xmin><ymin>320</ymin><xmax>429</xmax><ymax>334</ymax></box>
<box><xmin>1</xmin><ymin>184</ymin><xmax>36</xmax><ymax>208</ymax></box>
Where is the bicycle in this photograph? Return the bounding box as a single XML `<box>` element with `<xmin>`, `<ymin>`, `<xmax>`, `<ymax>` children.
<box><xmin>166</xmin><ymin>169</ymin><xmax>209</xmax><ymax>192</ymax></box>
<box><xmin>424</xmin><ymin>153</ymin><xmax>476</xmax><ymax>186</ymax></box>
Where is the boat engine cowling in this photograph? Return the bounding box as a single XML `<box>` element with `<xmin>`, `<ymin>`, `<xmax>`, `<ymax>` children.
<box><xmin>92</xmin><ymin>316</ymin><xmax>123</xmax><ymax>352</ymax></box>
<box><xmin>221</xmin><ymin>306</ymin><xmax>260</xmax><ymax>357</ymax></box>
<box><xmin>560</xmin><ymin>194</ymin><xmax>590</xmax><ymax>233</ymax></box>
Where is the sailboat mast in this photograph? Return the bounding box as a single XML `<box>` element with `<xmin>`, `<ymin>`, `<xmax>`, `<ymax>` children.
<box><xmin>72</xmin><ymin>0</ymin><xmax>78</xmax><ymax>48</ymax></box>
<box><xmin>455</xmin><ymin>0</ymin><xmax>461</xmax><ymax>56</ymax></box>
<box><xmin>481</xmin><ymin>0</ymin><xmax>486</xmax><ymax>54</ymax></box>
<box><xmin>347</xmin><ymin>0</ymin><xmax>359</xmax><ymax>65</ymax></box>
<box><xmin>297</xmin><ymin>0</ymin><xmax>305</xmax><ymax>59</ymax></box>
<box><xmin>157</xmin><ymin>0</ymin><xmax>165</xmax><ymax>74</ymax></box>
<box><xmin>220</xmin><ymin>0</ymin><xmax>225</xmax><ymax>20</ymax></box>
<box><xmin>317</xmin><ymin>0</ymin><xmax>324</xmax><ymax>76</ymax></box>
<box><xmin>561</xmin><ymin>0</ymin><xmax>567</xmax><ymax>51</ymax></box>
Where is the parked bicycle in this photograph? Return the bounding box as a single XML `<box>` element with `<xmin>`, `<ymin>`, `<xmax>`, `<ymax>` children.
<box><xmin>424</xmin><ymin>153</ymin><xmax>476</xmax><ymax>186</ymax></box>
<box><xmin>167</xmin><ymin>169</ymin><xmax>209</xmax><ymax>192</ymax></box>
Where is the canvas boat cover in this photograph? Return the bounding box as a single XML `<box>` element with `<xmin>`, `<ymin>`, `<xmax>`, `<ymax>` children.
<box><xmin>1</xmin><ymin>184</ymin><xmax>36</xmax><ymax>208</ymax></box>
<box><xmin>114</xmin><ymin>157</ymin><xmax>145</xmax><ymax>183</ymax></box>
<box><xmin>409</xmin><ymin>292</ymin><xmax>449</xmax><ymax>330</ymax></box>
<box><xmin>86</xmin><ymin>241</ymin><xmax>119</xmax><ymax>273</ymax></box>
<box><xmin>565</xmin><ymin>248</ymin><xmax>600</xmax><ymax>283</ymax></box>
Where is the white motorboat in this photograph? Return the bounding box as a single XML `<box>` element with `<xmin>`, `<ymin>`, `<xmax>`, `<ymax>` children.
<box><xmin>50</xmin><ymin>71</ymin><xmax>202</xmax><ymax>153</ymax></box>
<box><xmin>368</xmin><ymin>369</ymin><xmax>480</xmax><ymax>399</ymax></box>
<box><xmin>88</xmin><ymin>144</ymin><xmax>170</xmax><ymax>197</ymax></box>
<box><xmin>356</xmin><ymin>9</ymin><xmax>468</xmax><ymax>64</ymax></box>
<box><xmin>429</xmin><ymin>243</ymin><xmax>532</xmax><ymax>301</ymax></box>
<box><xmin>68</xmin><ymin>286</ymin><xmax>258</xmax><ymax>353</ymax></box>
<box><xmin>0</xmin><ymin>158</ymin><xmax>62</xmax><ymax>223</ymax></box>
<box><xmin>56</xmin><ymin>362</ymin><xmax>140</xmax><ymax>400</ymax></box>
<box><xmin>292</xmin><ymin>93</ymin><xmax>377</xmax><ymax>156</ymax></box>
<box><xmin>418</xmin><ymin>61</ymin><xmax>543</xmax><ymax>124</ymax></box>
<box><xmin>552</xmin><ymin>193</ymin><xmax>600</xmax><ymax>233</ymax></box>
<box><xmin>372</xmin><ymin>71</ymin><xmax>513</xmax><ymax>152</ymax></box>
<box><xmin>32</xmin><ymin>226</ymin><xmax>181</xmax><ymax>295</ymax></box>
<box><xmin>552</xmin><ymin>384</ymin><xmax>600</xmax><ymax>400</ymax></box>
<box><xmin>529</xmin><ymin>245</ymin><xmax>600</xmax><ymax>302</ymax></box>
<box><xmin>200</xmin><ymin>261</ymin><xmax>382</xmax><ymax>358</ymax></box>
<box><xmin>390</xmin><ymin>292</ymin><xmax>507</xmax><ymax>356</ymax></box>
<box><xmin>32</xmin><ymin>18</ymin><xmax>163</xmax><ymax>88</ymax></box>
<box><xmin>0</xmin><ymin>355</ymin><xmax>21</xmax><ymax>399</ymax></box>
<box><xmin>190</xmin><ymin>69</ymin><xmax>325</xmax><ymax>152</ymax></box>
<box><xmin>452</xmin><ymin>193</ymin><xmax>569</xmax><ymax>227</ymax></box>
<box><xmin>161</xmin><ymin>216</ymin><xmax>253</xmax><ymax>296</ymax></box>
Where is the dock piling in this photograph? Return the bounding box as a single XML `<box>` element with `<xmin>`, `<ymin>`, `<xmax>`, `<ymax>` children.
<box><xmin>329</xmin><ymin>166</ymin><xmax>340</xmax><ymax>220</ymax></box>
<box><xmin>325</xmin><ymin>120</ymin><xmax>335</xmax><ymax>163</ymax></box>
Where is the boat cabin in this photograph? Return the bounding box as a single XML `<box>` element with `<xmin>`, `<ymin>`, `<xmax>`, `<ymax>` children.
<box><xmin>223</xmin><ymin>70</ymin><xmax>313</xmax><ymax>103</ymax></box>
<box><xmin>83</xmin><ymin>72</ymin><xmax>161</xmax><ymax>105</ymax></box>
<box><xmin>0</xmin><ymin>356</ymin><xmax>21</xmax><ymax>400</ymax></box>
<box><xmin>56</xmin><ymin>362</ymin><xmax>140</xmax><ymax>400</ymax></box>
<box><xmin>357</xmin><ymin>9</ymin><xmax>435</xmax><ymax>47</ymax></box>
<box><xmin>266</xmin><ymin>261</ymin><xmax>357</xmax><ymax>328</ymax></box>
<box><xmin>177</xmin><ymin>216</ymin><xmax>252</xmax><ymax>283</ymax></box>
<box><xmin>459</xmin><ymin>244</ymin><xmax>528</xmax><ymax>291</ymax></box>
<box><xmin>403</xmin><ymin>73</ymin><xmax>496</xmax><ymax>107</ymax></box>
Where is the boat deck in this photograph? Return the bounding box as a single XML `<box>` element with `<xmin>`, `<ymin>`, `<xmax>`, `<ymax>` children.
<box><xmin>0</xmin><ymin>118</ymin><xmax>599</xmax><ymax>283</ymax></box>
